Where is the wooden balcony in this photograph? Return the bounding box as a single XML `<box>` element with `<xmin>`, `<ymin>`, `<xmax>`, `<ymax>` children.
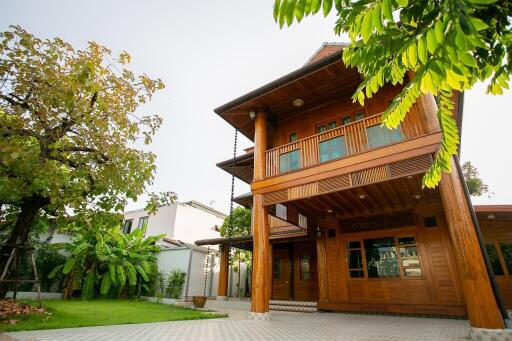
<box><xmin>265</xmin><ymin>111</ymin><xmax>430</xmax><ymax>179</ymax></box>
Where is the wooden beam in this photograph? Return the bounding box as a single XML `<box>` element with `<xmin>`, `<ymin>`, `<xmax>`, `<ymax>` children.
<box><xmin>251</xmin><ymin>193</ymin><xmax>270</xmax><ymax>314</ymax></box>
<box><xmin>439</xmin><ymin>157</ymin><xmax>504</xmax><ymax>329</ymax></box>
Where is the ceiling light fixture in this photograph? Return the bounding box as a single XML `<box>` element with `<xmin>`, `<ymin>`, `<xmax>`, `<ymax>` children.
<box><xmin>249</xmin><ymin>111</ymin><xmax>256</xmax><ymax>121</ymax></box>
<box><xmin>414</xmin><ymin>194</ymin><xmax>421</xmax><ymax>199</ymax></box>
<box><xmin>359</xmin><ymin>194</ymin><xmax>366</xmax><ymax>199</ymax></box>
<box><xmin>327</xmin><ymin>209</ymin><xmax>333</xmax><ymax>213</ymax></box>
<box><xmin>488</xmin><ymin>214</ymin><xmax>495</xmax><ymax>219</ymax></box>
<box><xmin>292</xmin><ymin>98</ymin><xmax>305</xmax><ymax>107</ymax></box>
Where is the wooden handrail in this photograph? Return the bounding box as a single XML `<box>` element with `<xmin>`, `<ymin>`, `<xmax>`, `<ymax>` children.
<box><xmin>265</xmin><ymin>112</ymin><xmax>424</xmax><ymax>178</ymax></box>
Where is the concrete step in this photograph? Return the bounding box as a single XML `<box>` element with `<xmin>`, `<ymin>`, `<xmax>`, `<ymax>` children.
<box><xmin>270</xmin><ymin>300</ymin><xmax>317</xmax><ymax>307</ymax></box>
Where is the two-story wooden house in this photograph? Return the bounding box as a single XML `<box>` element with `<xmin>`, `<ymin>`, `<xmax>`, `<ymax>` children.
<box><xmin>196</xmin><ymin>43</ymin><xmax>511</xmax><ymax>329</ymax></box>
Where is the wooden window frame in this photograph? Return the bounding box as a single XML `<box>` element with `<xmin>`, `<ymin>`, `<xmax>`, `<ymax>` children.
<box><xmin>491</xmin><ymin>240</ymin><xmax>512</xmax><ymax>277</ymax></box>
<box><xmin>345</xmin><ymin>233</ymin><xmax>423</xmax><ymax>281</ymax></box>
<box><xmin>273</xmin><ymin>256</ymin><xmax>282</xmax><ymax>279</ymax></box>
<box><xmin>300</xmin><ymin>255</ymin><xmax>311</xmax><ymax>280</ymax></box>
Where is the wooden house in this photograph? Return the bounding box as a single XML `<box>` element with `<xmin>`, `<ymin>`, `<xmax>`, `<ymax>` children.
<box><xmin>196</xmin><ymin>43</ymin><xmax>511</xmax><ymax>329</ymax></box>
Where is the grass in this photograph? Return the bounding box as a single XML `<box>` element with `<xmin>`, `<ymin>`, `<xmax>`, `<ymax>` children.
<box><xmin>0</xmin><ymin>299</ymin><xmax>224</xmax><ymax>332</ymax></box>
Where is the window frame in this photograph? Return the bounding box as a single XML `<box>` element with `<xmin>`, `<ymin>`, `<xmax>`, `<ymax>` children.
<box><xmin>344</xmin><ymin>233</ymin><xmax>423</xmax><ymax>280</ymax></box>
<box><xmin>289</xmin><ymin>132</ymin><xmax>298</xmax><ymax>142</ymax></box>
<box><xmin>122</xmin><ymin>219</ymin><xmax>133</xmax><ymax>234</ymax></box>
<box><xmin>279</xmin><ymin>149</ymin><xmax>301</xmax><ymax>173</ymax></box>
<box><xmin>298</xmin><ymin>213</ymin><xmax>307</xmax><ymax>229</ymax></box>
<box><xmin>366</xmin><ymin>123</ymin><xmax>404</xmax><ymax>149</ymax></box>
<box><xmin>486</xmin><ymin>240</ymin><xmax>512</xmax><ymax>277</ymax></box>
<box><xmin>273</xmin><ymin>256</ymin><xmax>282</xmax><ymax>279</ymax></box>
<box><xmin>300</xmin><ymin>255</ymin><xmax>311</xmax><ymax>280</ymax></box>
<box><xmin>276</xmin><ymin>204</ymin><xmax>287</xmax><ymax>221</ymax></box>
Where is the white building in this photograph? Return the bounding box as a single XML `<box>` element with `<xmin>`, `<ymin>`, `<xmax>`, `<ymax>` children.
<box><xmin>123</xmin><ymin>200</ymin><xmax>226</xmax><ymax>245</ymax></box>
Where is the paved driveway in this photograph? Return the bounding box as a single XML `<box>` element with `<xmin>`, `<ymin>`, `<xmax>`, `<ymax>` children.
<box><xmin>4</xmin><ymin>311</ymin><xmax>469</xmax><ymax>341</ymax></box>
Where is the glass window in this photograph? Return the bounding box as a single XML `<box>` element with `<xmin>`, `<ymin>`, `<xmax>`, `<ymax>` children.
<box><xmin>366</xmin><ymin>124</ymin><xmax>403</xmax><ymax>148</ymax></box>
<box><xmin>122</xmin><ymin>219</ymin><xmax>133</xmax><ymax>234</ymax></box>
<box><xmin>364</xmin><ymin>237</ymin><xmax>400</xmax><ymax>278</ymax></box>
<box><xmin>298</xmin><ymin>213</ymin><xmax>307</xmax><ymax>229</ymax></box>
<box><xmin>276</xmin><ymin>204</ymin><xmax>287</xmax><ymax>220</ymax></box>
<box><xmin>355</xmin><ymin>113</ymin><xmax>364</xmax><ymax>121</ymax></box>
<box><xmin>273</xmin><ymin>257</ymin><xmax>281</xmax><ymax>279</ymax></box>
<box><xmin>347</xmin><ymin>241</ymin><xmax>364</xmax><ymax>278</ymax></box>
<box><xmin>486</xmin><ymin>244</ymin><xmax>504</xmax><ymax>276</ymax></box>
<box><xmin>342</xmin><ymin>116</ymin><xmax>352</xmax><ymax>125</ymax></box>
<box><xmin>319</xmin><ymin>136</ymin><xmax>347</xmax><ymax>163</ymax></box>
<box><xmin>138</xmin><ymin>216</ymin><xmax>149</xmax><ymax>229</ymax></box>
<box><xmin>300</xmin><ymin>255</ymin><xmax>311</xmax><ymax>280</ymax></box>
<box><xmin>279</xmin><ymin>150</ymin><xmax>300</xmax><ymax>173</ymax></box>
<box><xmin>317</xmin><ymin>125</ymin><xmax>326</xmax><ymax>133</ymax></box>
<box><xmin>289</xmin><ymin>132</ymin><xmax>297</xmax><ymax>142</ymax></box>
<box><xmin>399</xmin><ymin>237</ymin><xmax>422</xmax><ymax>277</ymax></box>
<box><xmin>328</xmin><ymin>121</ymin><xmax>337</xmax><ymax>130</ymax></box>
<box><xmin>500</xmin><ymin>242</ymin><xmax>512</xmax><ymax>274</ymax></box>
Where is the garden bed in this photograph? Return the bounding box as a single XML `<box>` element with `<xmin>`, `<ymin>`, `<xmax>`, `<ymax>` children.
<box><xmin>0</xmin><ymin>299</ymin><xmax>224</xmax><ymax>332</ymax></box>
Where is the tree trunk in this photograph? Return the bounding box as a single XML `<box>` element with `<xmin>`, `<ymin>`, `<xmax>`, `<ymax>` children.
<box><xmin>0</xmin><ymin>196</ymin><xmax>48</xmax><ymax>298</ymax></box>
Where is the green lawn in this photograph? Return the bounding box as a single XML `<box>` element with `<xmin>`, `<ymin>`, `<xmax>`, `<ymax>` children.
<box><xmin>1</xmin><ymin>299</ymin><xmax>224</xmax><ymax>332</ymax></box>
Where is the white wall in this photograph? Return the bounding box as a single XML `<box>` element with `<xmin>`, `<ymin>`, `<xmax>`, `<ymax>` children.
<box><xmin>155</xmin><ymin>248</ymin><xmax>191</xmax><ymax>298</ymax></box>
<box><xmin>124</xmin><ymin>204</ymin><xmax>177</xmax><ymax>238</ymax></box>
<box><xmin>172</xmin><ymin>203</ymin><xmax>223</xmax><ymax>245</ymax></box>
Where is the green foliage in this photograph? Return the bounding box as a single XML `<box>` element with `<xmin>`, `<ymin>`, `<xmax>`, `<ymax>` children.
<box><xmin>462</xmin><ymin>161</ymin><xmax>490</xmax><ymax>197</ymax></box>
<box><xmin>35</xmin><ymin>247</ymin><xmax>66</xmax><ymax>292</ymax></box>
<box><xmin>166</xmin><ymin>269</ymin><xmax>186</xmax><ymax>299</ymax></box>
<box><xmin>220</xmin><ymin>206</ymin><xmax>251</xmax><ymax>238</ymax></box>
<box><xmin>49</xmin><ymin>212</ymin><xmax>163</xmax><ymax>299</ymax></box>
<box><xmin>273</xmin><ymin>0</ymin><xmax>511</xmax><ymax>187</ymax></box>
<box><xmin>220</xmin><ymin>206</ymin><xmax>252</xmax><ymax>269</ymax></box>
<box><xmin>0</xmin><ymin>26</ymin><xmax>171</xmax><ymax>254</ymax></box>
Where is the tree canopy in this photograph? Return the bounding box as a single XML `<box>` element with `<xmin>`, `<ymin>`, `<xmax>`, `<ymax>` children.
<box><xmin>220</xmin><ymin>206</ymin><xmax>251</xmax><ymax>238</ymax></box>
<box><xmin>0</xmin><ymin>26</ymin><xmax>171</xmax><ymax>293</ymax></box>
<box><xmin>273</xmin><ymin>0</ymin><xmax>511</xmax><ymax>187</ymax></box>
<box><xmin>462</xmin><ymin>160</ymin><xmax>490</xmax><ymax>197</ymax></box>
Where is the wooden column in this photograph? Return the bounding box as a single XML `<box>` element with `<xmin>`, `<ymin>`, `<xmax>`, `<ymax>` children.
<box><xmin>217</xmin><ymin>245</ymin><xmax>229</xmax><ymax>299</ymax></box>
<box><xmin>316</xmin><ymin>226</ymin><xmax>329</xmax><ymax>304</ymax></box>
<box><xmin>407</xmin><ymin>71</ymin><xmax>440</xmax><ymax>134</ymax></box>
<box><xmin>253</xmin><ymin>111</ymin><xmax>267</xmax><ymax>182</ymax></box>
<box><xmin>439</xmin><ymin>157</ymin><xmax>504</xmax><ymax>329</ymax></box>
<box><xmin>251</xmin><ymin>111</ymin><xmax>270</xmax><ymax>313</ymax></box>
<box><xmin>251</xmin><ymin>194</ymin><xmax>270</xmax><ymax>312</ymax></box>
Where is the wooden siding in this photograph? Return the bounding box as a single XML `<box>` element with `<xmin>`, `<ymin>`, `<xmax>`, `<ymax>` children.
<box><xmin>316</xmin><ymin>204</ymin><xmax>467</xmax><ymax>317</ymax></box>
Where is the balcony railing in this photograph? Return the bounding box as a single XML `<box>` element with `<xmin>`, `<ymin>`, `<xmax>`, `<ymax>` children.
<box><xmin>265</xmin><ymin>112</ymin><xmax>425</xmax><ymax>178</ymax></box>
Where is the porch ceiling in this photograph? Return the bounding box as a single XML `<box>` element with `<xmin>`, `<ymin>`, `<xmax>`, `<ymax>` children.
<box><xmin>280</xmin><ymin>174</ymin><xmax>440</xmax><ymax>220</ymax></box>
<box><xmin>214</xmin><ymin>53</ymin><xmax>361</xmax><ymax>141</ymax></box>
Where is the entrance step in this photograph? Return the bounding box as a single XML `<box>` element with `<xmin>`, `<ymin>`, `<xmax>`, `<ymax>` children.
<box><xmin>269</xmin><ymin>300</ymin><xmax>317</xmax><ymax>313</ymax></box>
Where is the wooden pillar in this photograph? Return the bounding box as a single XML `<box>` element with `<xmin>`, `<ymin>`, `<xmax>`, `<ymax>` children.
<box><xmin>251</xmin><ymin>110</ymin><xmax>270</xmax><ymax>314</ymax></box>
<box><xmin>217</xmin><ymin>244</ymin><xmax>229</xmax><ymax>299</ymax></box>
<box><xmin>439</xmin><ymin>157</ymin><xmax>504</xmax><ymax>329</ymax></box>
<box><xmin>251</xmin><ymin>194</ymin><xmax>270</xmax><ymax>313</ymax></box>
<box><xmin>316</xmin><ymin>226</ymin><xmax>329</xmax><ymax>304</ymax></box>
<box><xmin>407</xmin><ymin>71</ymin><xmax>440</xmax><ymax>134</ymax></box>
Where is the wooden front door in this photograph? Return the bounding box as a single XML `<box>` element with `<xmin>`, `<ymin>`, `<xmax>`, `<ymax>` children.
<box><xmin>272</xmin><ymin>247</ymin><xmax>293</xmax><ymax>300</ymax></box>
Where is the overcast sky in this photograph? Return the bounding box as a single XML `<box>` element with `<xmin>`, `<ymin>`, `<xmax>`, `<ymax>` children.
<box><xmin>2</xmin><ymin>1</ymin><xmax>511</xmax><ymax>214</ymax></box>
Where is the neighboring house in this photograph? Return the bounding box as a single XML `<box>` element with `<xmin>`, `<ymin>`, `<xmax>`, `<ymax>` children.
<box><xmin>123</xmin><ymin>200</ymin><xmax>226</xmax><ymax>245</ymax></box>
<box><xmin>196</xmin><ymin>42</ymin><xmax>512</xmax><ymax>329</ymax></box>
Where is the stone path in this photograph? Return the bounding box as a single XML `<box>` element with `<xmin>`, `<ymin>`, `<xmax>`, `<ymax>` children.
<box><xmin>4</xmin><ymin>311</ymin><xmax>470</xmax><ymax>341</ymax></box>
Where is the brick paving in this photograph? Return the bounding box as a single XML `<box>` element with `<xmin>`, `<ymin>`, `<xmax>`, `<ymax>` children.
<box><xmin>4</xmin><ymin>311</ymin><xmax>470</xmax><ymax>341</ymax></box>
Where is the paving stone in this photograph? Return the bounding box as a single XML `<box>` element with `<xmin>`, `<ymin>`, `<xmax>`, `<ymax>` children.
<box><xmin>3</xmin><ymin>311</ymin><xmax>471</xmax><ymax>341</ymax></box>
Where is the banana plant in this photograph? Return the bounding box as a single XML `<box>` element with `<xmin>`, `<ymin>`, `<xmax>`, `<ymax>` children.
<box><xmin>50</xmin><ymin>215</ymin><xmax>163</xmax><ymax>299</ymax></box>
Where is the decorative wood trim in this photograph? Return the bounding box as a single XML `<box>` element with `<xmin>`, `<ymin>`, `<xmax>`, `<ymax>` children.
<box><xmin>262</xmin><ymin>154</ymin><xmax>433</xmax><ymax>206</ymax></box>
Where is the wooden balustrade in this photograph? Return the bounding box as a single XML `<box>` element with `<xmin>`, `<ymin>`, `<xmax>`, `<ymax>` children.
<box><xmin>265</xmin><ymin>112</ymin><xmax>426</xmax><ymax>178</ymax></box>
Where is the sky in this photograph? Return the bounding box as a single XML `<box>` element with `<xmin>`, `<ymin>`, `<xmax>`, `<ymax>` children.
<box><xmin>1</xmin><ymin>1</ymin><xmax>511</xmax><ymax>214</ymax></box>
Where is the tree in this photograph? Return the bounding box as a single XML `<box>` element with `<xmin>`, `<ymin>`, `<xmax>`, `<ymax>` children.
<box><xmin>220</xmin><ymin>206</ymin><xmax>251</xmax><ymax>238</ymax></box>
<box><xmin>0</xmin><ymin>25</ymin><xmax>170</xmax><ymax>294</ymax></box>
<box><xmin>49</xmin><ymin>212</ymin><xmax>162</xmax><ymax>299</ymax></box>
<box><xmin>273</xmin><ymin>0</ymin><xmax>511</xmax><ymax>188</ymax></box>
<box><xmin>220</xmin><ymin>206</ymin><xmax>252</xmax><ymax>296</ymax></box>
<box><xmin>462</xmin><ymin>160</ymin><xmax>490</xmax><ymax>197</ymax></box>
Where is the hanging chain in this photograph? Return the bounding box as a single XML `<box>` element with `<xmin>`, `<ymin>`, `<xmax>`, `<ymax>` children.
<box><xmin>228</xmin><ymin>129</ymin><xmax>238</xmax><ymax>238</ymax></box>
<box><xmin>203</xmin><ymin>246</ymin><xmax>210</xmax><ymax>297</ymax></box>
